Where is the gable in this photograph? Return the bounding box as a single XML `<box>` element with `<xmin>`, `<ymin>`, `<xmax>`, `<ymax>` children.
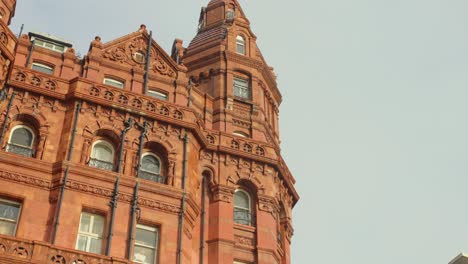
<box><xmin>100</xmin><ymin>30</ymin><xmax>178</xmax><ymax>78</ymax></box>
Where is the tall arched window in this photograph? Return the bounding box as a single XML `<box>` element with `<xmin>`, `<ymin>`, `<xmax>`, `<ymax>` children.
<box><xmin>236</xmin><ymin>35</ymin><xmax>245</xmax><ymax>55</ymax></box>
<box><xmin>89</xmin><ymin>140</ymin><xmax>115</xmax><ymax>171</ymax></box>
<box><xmin>139</xmin><ymin>153</ymin><xmax>165</xmax><ymax>183</ymax></box>
<box><xmin>7</xmin><ymin>125</ymin><xmax>35</xmax><ymax>157</ymax></box>
<box><xmin>234</xmin><ymin>189</ymin><xmax>252</xmax><ymax>226</ymax></box>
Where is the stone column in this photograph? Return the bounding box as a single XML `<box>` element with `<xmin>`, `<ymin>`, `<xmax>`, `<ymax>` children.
<box><xmin>207</xmin><ymin>184</ymin><xmax>236</xmax><ymax>264</ymax></box>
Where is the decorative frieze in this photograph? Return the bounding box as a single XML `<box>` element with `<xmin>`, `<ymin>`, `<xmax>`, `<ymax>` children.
<box><xmin>0</xmin><ymin>169</ymin><xmax>51</xmax><ymax>189</ymax></box>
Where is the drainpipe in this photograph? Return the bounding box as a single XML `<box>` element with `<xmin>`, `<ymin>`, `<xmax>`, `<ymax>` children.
<box><xmin>106</xmin><ymin>117</ymin><xmax>133</xmax><ymax>256</ymax></box>
<box><xmin>143</xmin><ymin>31</ymin><xmax>152</xmax><ymax>95</ymax></box>
<box><xmin>177</xmin><ymin>134</ymin><xmax>189</xmax><ymax>264</ymax></box>
<box><xmin>51</xmin><ymin>101</ymin><xmax>82</xmax><ymax>244</ymax></box>
<box><xmin>127</xmin><ymin>120</ymin><xmax>147</xmax><ymax>259</ymax></box>
<box><xmin>0</xmin><ymin>90</ymin><xmax>15</xmax><ymax>145</ymax></box>
<box><xmin>25</xmin><ymin>39</ymin><xmax>35</xmax><ymax>68</ymax></box>
<box><xmin>199</xmin><ymin>175</ymin><xmax>207</xmax><ymax>264</ymax></box>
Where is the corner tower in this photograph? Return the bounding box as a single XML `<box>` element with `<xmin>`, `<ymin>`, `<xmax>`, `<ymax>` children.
<box><xmin>184</xmin><ymin>0</ymin><xmax>281</xmax><ymax>145</ymax></box>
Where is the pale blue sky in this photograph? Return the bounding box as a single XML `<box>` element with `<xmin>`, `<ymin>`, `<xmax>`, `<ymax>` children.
<box><xmin>10</xmin><ymin>1</ymin><xmax>468</xmax><ymax>263</ymax></box>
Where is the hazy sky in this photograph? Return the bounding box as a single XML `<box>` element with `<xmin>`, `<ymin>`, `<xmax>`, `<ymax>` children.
<box><xmin>10</xmin><ymin>1</ymin><xmax>468</xmax><ymax>264</ymax></box>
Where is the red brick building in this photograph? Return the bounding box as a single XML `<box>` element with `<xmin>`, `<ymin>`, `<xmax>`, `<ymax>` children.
<box><xmin>0</xmin><ymin>0</ymin><xmax>298</xmax><ymax>263</ymax></box>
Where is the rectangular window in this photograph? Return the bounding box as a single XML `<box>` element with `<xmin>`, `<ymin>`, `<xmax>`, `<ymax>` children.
<box><xmin>103</xmin><ymin>78</ymin><xmax>124</xmax><ymax>89</ymax></box>
<box><xmin>0</xmin><ymin>199</ymin><xmax>21</xmax><ymax>236</ymax></box>
<box><xmin>76</xmin><ymin>212</ymin><xmax>105</xmax><ymax>254</ymax></box>
<box><xmin>233</xmin><ymin>77</ymin><xmax>250</xmax><ymax>99</ymax></box>
<box><xmin>33</xmin><ymin>39</ymin><xmax>66</xmax><ymax>53</ymax></box>
<box><xmin>133</xmin><ymin>224</ymin><xmax>159</xmax><ymax>264</ymax></box>
<box><xmin>31</xmin><ymin>63</ymin><xmax>54</xmax><ymax>75</ymax></box>
<box><xmin>148</xmin><ymin>90</ymin><xmax>168</xmax><ymax>101</ymax></box>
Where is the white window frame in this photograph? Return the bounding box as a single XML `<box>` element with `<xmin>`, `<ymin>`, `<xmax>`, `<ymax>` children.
<box><xmin>233</xmin><ymin>77</ymin><xmax>250</xmax><ymax>99</ymax></box>
<box><xmin>0</xmin><ymin>198</ymin><xmax>21</xmax><ymax>236</ymax></box>
<box><xmin>134</xmin><ymin>224</ymin><xmax>159</xmax><ymax>264</ymax></box>
<box><xmin>141</xmin><ymin>153</ymin><xmax>162</xmax><ymax>175</ymax></box>
<box><xmin>91</xmin><ymin>140</ymin><xmax>115</xmax><ymax>162</ymax></box>
<box><xmin>236</xmin><ymin>35</ymin><xmax>246</xmax><ymax>55</ymax></box>
<box><xmin>31</xmin><ymin>62</ymin><xmax>54</xmax><ymax>75</ymax></box>
<box><xmin>32</xmin><ymin>38</ymin><xmax>66</xmax><ymax>53</ymax></box>
<box><xmin>233</xmin><ymin>131</ymin><xmax>249</xmax><ymax>138</ymax></box>
<box><xmin>8</xmin><ymin>125</ymin><xmax>35</xmax><ymax>148</ymax></box>
<box><xmin>234</xmin><ymin>189</ymin><xmax>252</xmax><ymax>226</ymax></box>
<box><xmin>75</xmin><ymin>212</ymin><xmax>104</xmax><ymax>254</ymax></box>
<box><xmin>103</xmin><ymin>78</ymin><xmax>124</xmax><ymax>89</ymax></box>
<box><xmin>148</xmin><ymin>90</ymin><xmax>168</xmax><ymax>101</ymax></box>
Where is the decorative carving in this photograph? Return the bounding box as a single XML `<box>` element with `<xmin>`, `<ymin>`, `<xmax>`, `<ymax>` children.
<box><xmin>0</xmin><ymin>170</ymin><xmax>51</xmax><ymax>189</ymax></box>
<box><xmin>211</xmin><ymin>185</ymin><xmax>235</xmax><ymax>203</ymax></box>
<box><xmin>14</xmin><ymin>72</ymin><xmax>26</xmax><ymax>82</ymax></box>
<box><xmin>255</xmin><ymin>146</ymin><xmax>265</xmax><ymax>156</ymax></box>
<box><xmin>0</xmin><ymin>32</ymin><xmax>7</xmax><ymax>46</ymax></box>
<box><xmin>152</xmin><ymin>57</ymin><xmax>176</xmax><ymax>77</ymax></box>
<box><xmin>44</xmin><ymin>80</ymin><xmax>57</xmax><ymax>91</ymax></box>
<box><xmin>243</xmin><ymin>143</ymin><xmax>252</xmax><ymax>153</ymax></box>
<box><xmin>12</xmin><ymin>246</ymin><xmax>29</xmax><ymax>258</ymax></box>
<box><xmin>173</xmin><ymin>110</ymin><xmax>183</xmax><ymax>120</ymax></box>
<box><xmin>258</xmin><ymin>195</ymin><xmax>275</xmax><ymax>214</ymax></box>
<box><xmin>30</xmin><ymin>76</ymin><xmax>41</xmax><ymax>86</ymax></box>
<box><xmin>89</xmin><ymin>87</ymin><xmax>100</xmax><ymax>96</ymax></box>
<box><xmin>117</xmin><ymin>95</ymin><xmax>128</xmax><ymax>105</ymax></box>
<box><xmin>67</xmin><ymin>180</ymin><xmax>113</xmax><ymax>197</ymax></box>
<box><xmin>50</xmin><ymin>254</ymin><xmax>66</xmax><ymax>264</ymax></box>
<box><xmin>235</xmin><ymin>235</ymin><xmax>255</xmax><ymax>247</ymax></box>
<box><xmin>231</xmin><ymin>140</ymin><xmax>239</xmax><ymax>150</ymax></box>
<box><xmin>160</xmin><ymin>106</ymin><xmax>169</xmax><ymax>116</ymax></box>
<box><xmin>146</xmin><ymin>102</ymin><xmax>156</xmax><ymax>112</ymax></box>
<box><xmin>138</xmin><ymin>197</ymin><xmax>180</xmax><ymax>214</ymax></box>
<box><xmin>206</xmin><ymin>135</ymin><xmax>215</xmax><ymax>144</ymax></box>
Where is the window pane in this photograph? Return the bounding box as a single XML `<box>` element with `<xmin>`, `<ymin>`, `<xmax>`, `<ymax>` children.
<box><xmin>148</xmin><ymin>90</ymin><xmax>168</xmax><ymax>101</ymax></box>
<box><xmin>134</xmin><ymin>245</ymin><xmax>155</xmax><ymax>264</ymax></box>
<box><xmin>32</xmin><ymin>63</ymin><xmax>54</xmax><ymax>74</ymax></box>
<box><xmin>104</xmin><ymin>78</ymin><xmax>124</xmax><ymax>88</ymax></box>
<box><xmin>10</xmin><ymin>128</ymin><xmax>33</xmax><ymax>147</ymax></box>
<box><xmin>141</xmin><ymin>155</ymin><xmax>160</xmax><ymax>173</ymax></box>
<box><xmin>136</xmin><ymin>227</ymin><xmax>157</xmax><ymax>247</ymax></box>
<box><xmin>89</xmin><ymin>237</ymin><xmax>102</xmax><ymax>254</ymax></box>
<box><xmin>93</xmin><ymin>144</ymin><xmax>113</xmax><ymax>162</ymax></box>
<box><xmin>0</xmin><ymin>220</ymin><xmax>16</xmax><ymax>236</ymax></box>
<box><xmin>91</xmin><ymin>215</ymin><xmax>104</xmax><ymax>235</ymax></box>
<box><xmin>76</xmin><ymin>235</ymin><xmax>88</xmax><ymax>251</ymax></box>
<box><xmin>0</xmin><ymin>202</ymin><xmax>20</xmax><ymax>221</ymax></box>
<box><xmin>234</xmin><ymin>191</ymin><xmax>249</xmax><ymax>209</ymax></box>
<box><xmin>79</xmin><ymin>214</ymin><xmax>91</xmax><ymax>232</ymax></box>
<box><xmin>233</xmin><ymin>78</ymin><xmax>249</xmax><ymax>99</ymax></box>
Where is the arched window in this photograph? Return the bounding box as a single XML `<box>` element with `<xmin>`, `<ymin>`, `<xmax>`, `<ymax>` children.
<box><xmin>234</xmin><ymin>189</ymin><xmax>253</xmax><ymax>226</ymax></box>
<box><xmin>236</xmin><ymin>35</ymin><xmax>245</xmax><ymax>55</ymax></box>
<box><xmin>89</xmin><ymin>140</ymin><xmax>115</xmax><ymax>171</ymax></box>
<box><xmin>139</xmin><ymin>153</ymin><xmax>165</xmax><ymax>183</ymax></box>
<box><xmin>7</xmin><ymin>125</ymin><xmax>35</xmax><ymax>157</ymax></box>
<box><xmin>233</xmin><ymin>77</ymin><xmax>250</xmax><ymax>99</ymax></box>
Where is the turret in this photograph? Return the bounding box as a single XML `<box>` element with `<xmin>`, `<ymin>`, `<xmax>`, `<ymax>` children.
<box><xmin>184</xmin><ymin>0</ymin><xmax>282</xmax><ymax>144</ymax></box>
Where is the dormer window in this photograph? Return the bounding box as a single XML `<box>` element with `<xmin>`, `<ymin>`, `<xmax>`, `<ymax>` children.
<box><xmin>233</xmin><ymin>77</ymin><xmax>250</xmax><ymax>99</ymax></box>
<box><xmin>103</xmin><ymin>78</ymin><xmax>124</xmax><ymax>89</ymax></box>
<box><xmin>226</xmin><ymin>9</ymin><xmax>235</xmax><ymax>20</ymax></box>
<box><xmin>32</xmin><ymin>63</ymin><xmax>54</xmax><ymax>75</ymax></box>
<box><xmin>148</xmin><ymin>90</ymin><xmax>168</xmax><ymax>101</ymax></box>
<box><xmin>33</xmin><ymin>39</ymin><xmax>65</xmax><ymax>53</ymax></box>
<box><xmin>236</xmin><ymin>35</ymin><xmax>245</xmax><ymax>55</ymax></box>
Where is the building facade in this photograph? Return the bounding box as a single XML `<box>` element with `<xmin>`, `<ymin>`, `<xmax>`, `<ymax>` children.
<box><xmin>0</xmin><ymin>0</ymin><xmax>298</xmax><ymax>263</ymax></box>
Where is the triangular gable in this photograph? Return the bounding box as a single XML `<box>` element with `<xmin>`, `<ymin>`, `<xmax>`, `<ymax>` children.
<box><xmin>100</xmin><ymin>29</ymin><xmax>178</xmax><ymax>78</ymax></box>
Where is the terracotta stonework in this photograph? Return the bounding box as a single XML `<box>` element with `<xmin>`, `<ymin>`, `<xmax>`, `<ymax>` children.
<box><xmin>0</xmin><ymin>0</ymin><xmax>298</xmax><ymax>263</ymax></box>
